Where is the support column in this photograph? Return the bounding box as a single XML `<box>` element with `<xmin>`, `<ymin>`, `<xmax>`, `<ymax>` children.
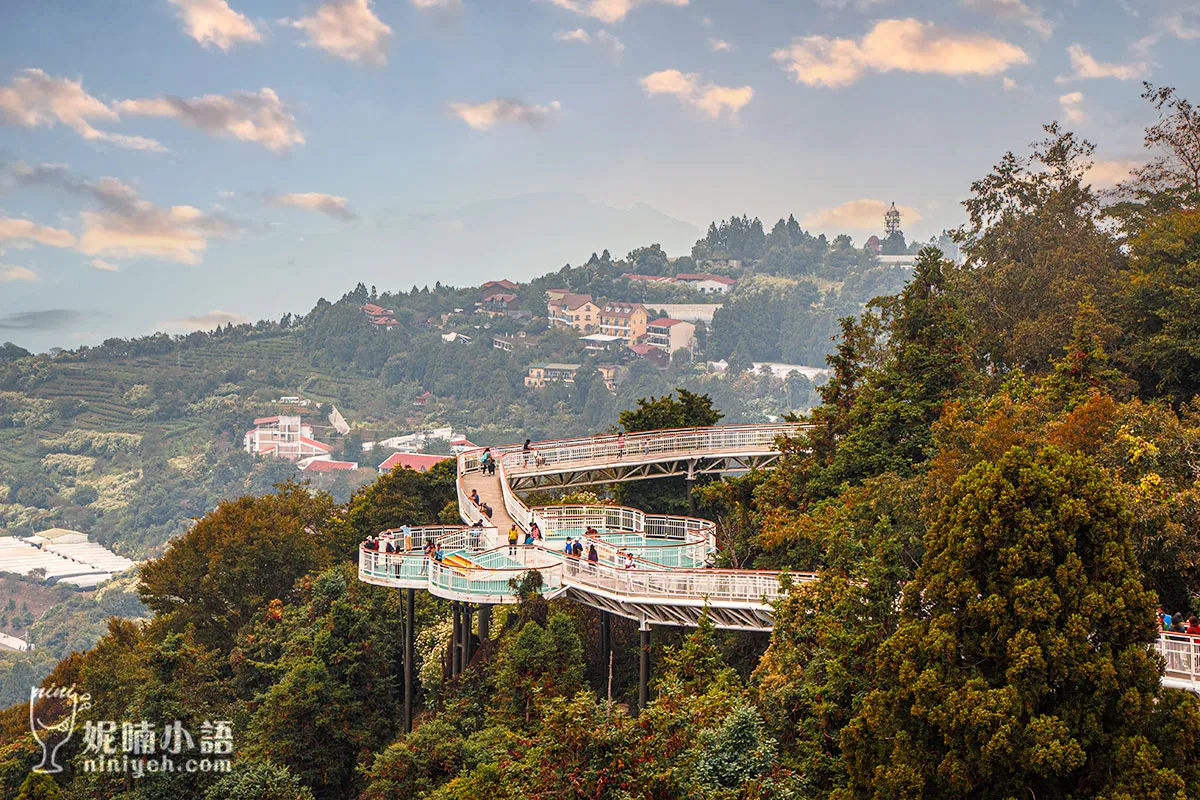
<box><xmin>451</xmin><ymin>602</ymin><xmax>461</xmax><ymax>677</ymax></box>
<box><xmin>599</xmin><ymin>611</ymin><xmax>611</xmax><ymax>665</ymax></box>
<box><xmin>478</xmin><ymin>604</ymin><xmax>491</xmax><ymax>643</ymax></box>
<box><xmin>463</xmin><ymin>604</ymin><xmax>474</xmax><ymax>666</ymax></box>
<box><xmin>638</xmin><ymin>623</ymin><xmax>650</xmax><ymax>711</ymax></box>
<box><xmin>686</xmin><ymin>460</ymin><xmax>697</xmax><ymax>517</ymax></box>
<box><xmin>404</xmin><ymin>588</ymin><xmax>414</xmax><ymax>734</ymax></box>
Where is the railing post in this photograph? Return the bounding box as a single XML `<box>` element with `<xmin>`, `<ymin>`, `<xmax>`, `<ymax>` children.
<box><xmin>638</xmin><ymin>621</ymin><xmax>650</xmax><ymax>712</ymax></box>
<box><xmin>404</xmin><ymin>588</ymin><xmax>414</xmax><ymax>734</ymax></box>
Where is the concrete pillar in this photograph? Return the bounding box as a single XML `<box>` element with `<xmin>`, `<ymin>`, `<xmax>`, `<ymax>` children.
<box><xmin>451</xmin><ymin>602</ymin><xmax>461</xmax><ymax>677</ymax></box>
<box><xmin>638</xmin><ymin>624</ymin><xmax>650</xmax><ymax>711</ymax></box>
<box><xmin>599</xmin><ymin>611</ymin><xmax>611</xmax><ymax>665</ymax></box>
<box><xmin>404</xmin><ymin>588</ymin><xmax>414</xmax><ymax>733</ymax></box>
<box><xmin>478</xmin><ymin>604</ymin><xmax>491</xmax><ymax>643</ymax></box>
<box><xmin>463</xmin><ymin>604</ymin><xmax>474</xmax><ymax>665</ymax></box>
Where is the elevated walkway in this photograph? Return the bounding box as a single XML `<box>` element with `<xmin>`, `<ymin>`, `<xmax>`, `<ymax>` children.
<box><xmin>360</xmin><ymin>425</ymin><xmax>813</xmax><ymax>631</ymax></box>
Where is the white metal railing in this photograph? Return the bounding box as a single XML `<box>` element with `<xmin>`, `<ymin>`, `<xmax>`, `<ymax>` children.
<box><xmin>499</xmin><ymin>424</ymin><xmax>804</xmax><ymax>476</ymax></box>
<box><xmin>532</xmin><ymin>504</ymin><xmax>645</xmax><ymax>535</ymax></box>
<box><xmin>1157</xmin><ymin>633</ymin><xmax>1200</xmax><ymax>690</ymax></box>
<box><xmin>359</xmin><ymin>547</ymin><xmax>429</xmax><ymax>584</ymax></box>
<box><xmin>429</xmin><ymin>546</ymin><xmax>564</xmax><ymax>602</ymax></box>
<box><xmin>561</xmin><ymin>558</ymin><xmax>814</xmax><ymax>605</ymax></box>
<box><xmin>376</xmin><ymin>525</ymin><xmax>476</xmax><ymax>553</ymax></box>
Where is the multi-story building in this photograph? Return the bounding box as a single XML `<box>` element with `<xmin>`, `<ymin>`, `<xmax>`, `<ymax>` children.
<box><xmin>645</xmin><ymin>318</ymin><xmax>696</xmax><ymax>355</ymax></box>
<box><xmin>598</xmin><ymin>302</ymin><xmax>648</xmax><ymax>345</ymax></box>
<box><xmin>526</xmin><ymin>363</ymin><xmax>617</xmax><ymax>390</ymax></box>
<box><xmin>244</xmin><ymin>416</ymin><xmax>333</xmax><ymax>461</ymax></box>
<box><xmin>548</xmin><ymin>293</ymin><xmax>601</xmax><ymax>333</ymax></box>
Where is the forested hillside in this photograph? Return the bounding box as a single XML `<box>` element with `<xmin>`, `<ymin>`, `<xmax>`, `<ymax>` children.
<box><xmin>4</xmin><ymin>85</ymin><xmax>1200</xmax><ymax>800</ymax></box>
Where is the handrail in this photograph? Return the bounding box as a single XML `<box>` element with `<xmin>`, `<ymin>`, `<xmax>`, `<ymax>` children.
<box><xmin>497</xmin><ymin>423</ymin><xmax>803</xmax><ymax>476</ymax></box>
<box><xmin>1157</xmin><ymin>632</ymin><xmax>1200</xmax><ymax>690</ymax></box>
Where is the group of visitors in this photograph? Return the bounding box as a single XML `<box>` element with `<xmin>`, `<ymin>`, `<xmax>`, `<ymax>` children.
<box><xmin>480</xmin><ymin>448</ymin><xmax>497</xmax><ymax>475</ymax></box>
<box><xmin>1159</xmin><ymin>608</ymin><xmax>1200</xmax><ymax>636</ymax></box>
<box><xmin>521</xmin><ymin>439</ymin><xmax>547</xmax><ymax>467</ymax></box>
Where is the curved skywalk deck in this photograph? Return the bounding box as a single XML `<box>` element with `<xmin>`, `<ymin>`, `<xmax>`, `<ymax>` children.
<box><xmin>359</xmin><ymin>424</ymin><xmax>815</xmax><ymax>631</ymax></box>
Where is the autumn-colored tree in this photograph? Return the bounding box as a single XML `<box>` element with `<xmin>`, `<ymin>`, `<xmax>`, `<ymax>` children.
<box><xmin>138</xmin><ymin>483</ymin><xmax>336</xmax><ymax>649</ymax></box>
<box><xmin>841</xmin><ymin>446</ymin><xmax>1182</xmax><ymax>799</ymax></box>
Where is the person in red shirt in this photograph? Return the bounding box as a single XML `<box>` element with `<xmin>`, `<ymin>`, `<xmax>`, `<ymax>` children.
<box><xmin>1186</xmin><ymin>616</ymin><xmax>1200</xmax><ymax>636</ymax></box>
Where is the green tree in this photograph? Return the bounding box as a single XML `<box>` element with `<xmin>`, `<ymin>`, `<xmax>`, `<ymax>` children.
<box><xmin>618</xmin><ymin>389</ymin><xmax>722</xmax><ymax>432</ymax></box>
<box><xmin>14</xmin><ymin>772</ymin><xmax>63</xmax><ymax>800</ymax></box>
<box><xmin>1117</xmin><ymin>209</ymin><xmax>1200</xmax><ymax>403</ymax></box>
<box><xmin>841</xmin><ymin>445</ymin><xmax>1181</xmax><ymax>799</ymax></box>
<box><xmin>204</xmin><ymin>759</ymin><xmax>315</xmax><ymax>800</ymax></box>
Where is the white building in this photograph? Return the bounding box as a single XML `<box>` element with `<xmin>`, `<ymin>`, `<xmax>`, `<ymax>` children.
<box><xmin>674</xmin><ymin>273</ymin><xmax>737</xmax><ymax>294</ymax></box>
<box><xmin>244</xmin><ymin>416</ymin><xmax>333</xmax><ymax>461</ymax></box>
<box><xmin>645</xmin><ymin>318</ymin><xmax>696</xmax><ymax>355</ymax></box>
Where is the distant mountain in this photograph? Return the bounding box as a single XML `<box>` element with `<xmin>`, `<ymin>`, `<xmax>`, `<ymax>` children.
<box><xmin>1</xmin><ymin>193</ymin><xmax>701</xmax><ymax>353</ymax></box>
<box><xmin>375</xmin><ymin>192</ymin><xmax>702</xmax><ymax>286</ymax></box>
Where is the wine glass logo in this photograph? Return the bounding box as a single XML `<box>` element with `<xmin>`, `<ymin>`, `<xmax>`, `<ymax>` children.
<box><xmin>29</xmin><ymin>685</ymin><xmax>91</xmax><ymax>774</ymax></box>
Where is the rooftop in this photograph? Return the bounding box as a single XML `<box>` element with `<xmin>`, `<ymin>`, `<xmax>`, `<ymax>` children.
<box><xmin>648</xmin><ymin>317</ymin><xmax>686</xmax><ymax>327</ymax></box>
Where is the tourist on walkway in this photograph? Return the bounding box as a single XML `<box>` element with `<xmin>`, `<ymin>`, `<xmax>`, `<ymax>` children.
<box><xmin>530</xmin><ymin>521</ymin><xmax>542</xmax><ymax>542</ymax></box>
<box><xmin>523</xmin><ymin>439</ymin><xmax>532</xmax><ymax>466</ymax></box>
<box><xmin>587</xmin><ymin>543</ymin><xmax>599</xmax><ymax>575</ymax></box>
<box><xmin>616</xmin><ymin>432</ymin><xmax>625</xmax><ymax>460</ymax></box>
<box><xmin>508</xmin><ymin>524</ymin><xmax>519</xmax><ymax>556</ymax></box>
<box><xmin>564</xmin><ymin>538</ymin><xmax>576</xmax><ymax>573</ymax></box>
<box><xmin>624</xmin><ymin>551</ymin><xmax>635</xmax><ymax>589</ymax></box>
<box><xmin>572</xmin><ymin>538</ymin><xmax>584</xmax><ymax>561</ymax></box>
<box><xmin>1187</xmin><ymin>616</ymin><xmax>1200</xmax><ymax>636</ymax></box>
<box><xmin>524</xmin><ymin>529</ymin><xmax>534</xmax><ymax>546</ymax></box>
<box><xmin>470</xmin><ymin>489</ymin><xmax>481</xmax><ymax>506</ymax></box>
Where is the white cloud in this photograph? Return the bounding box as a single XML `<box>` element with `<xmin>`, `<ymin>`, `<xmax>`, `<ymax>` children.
<box><xmin>117</xmin><ymin>88</ymin><xmax>304</xmax><ymax>154</ymax></box>
<box><xmin>1059</xmin><ymin>91</ymin><xmax>1086</xmax><ymax>124</ymax></box>
<box><xmin>772</xmin><ymin>18</ymin><xmax>1029</xmax><ymax>88</ymax></box>
<box><xmin>168</xmin><ymin>0</ymin><xmax>263</xmax><ymax>51</ymax></box>
<box><xmin>1056</xmin><ymin>44</ymin><xmax>1147</xmax><ymax>83</ymax></box>
<box><xmin>410</xmin><ymin>0</ymin><xmax>463</xmax><ymax>9</ymax></box>
<box><xmin>546</xmin><ymin>0</ymin><xmax>688</xmax><ymax>24</ymax></box>
<box><xmin>449</xmin><ymin>98</ymin><xmax>562</xmax><ymax>131</ymax></box>
<box><xmin>555</xmin><ymin>27</ymin><xmax>624</xmax><ymax>57</ymax></box>
<box><xmin>801</xmin><ymin>199</ymin><xmax>922</xmax><ymax>231</ymax></box>
<box><xmin>1133</xmin><ymin>11</ymin><xmax>1200</xmax><ymax>56</ymax></box>
<box><xmin>1002</xmin><ymin>76</ymin><xmax>1021</xmax><ymax>91</ymax></box>
<box><xmin>287</xmin><ymin>0</ymin><xmax>392</xmax><ymax>66</ymax></box>
<box><xmin>960</xmin><ymin>0</ymin><xmax>1054</xmax><ymax>38</ymax></box>
<box><xmin>91</xmin><ymin>258</ymin><xmax>119</xmax><ymax>272</ymax></box>
<box><xmin>0</xmin><ymin>217</ymin><xmax>76</xmax><ymax>250</ymax></box>
<box><xmin>640</xmin><ymin>69</ymin><xmax>753</xmax><ymax>119</ymax></box>
<box><xmin>265</xmin><ymin>192</ymin><xmax>357</xmax><ymax>221</ymax></box>
<box><xmin>164</xmin><ymin>310</ymin><xmax>250</xmax><ymax>331</ymax></box>
<box><xmin>0</xmin><ymin>69</ymin><xmax>164</xmax><ymax>152</ymax></box>
<box><xmin>1087</xmin><ymin>159</ymin><xmax>1140</xmax><ymax>188</ymax></box>
<box><xmin>555</xmin><ymin>28</ymin><xmax>592</xmax><ymax>42</ymax></box>
<box><xmin>707</xmin><ymin>38</ymin><xmax>733</xmax><ymax>52</ymax></box>
<box><xmin>0</xmin><ymin>265</ymin><xmax>38</xmax><ymax>283</ymax></box>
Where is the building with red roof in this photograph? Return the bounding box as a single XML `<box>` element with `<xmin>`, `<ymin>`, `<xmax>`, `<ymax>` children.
<box><xmin>645</xmin><ymin>317</ymin><xmax>696</xmax><ymax>355</ymax></box>
<box><xmin>300</xmin><ymin>459</ymin><xmax>359</xmax><ymax>473</ymax></box>
<box><xmin>378</xmin><ymin>452</ymin><xmax>451</xmax><ymax>474</ymax></box>
<box><xmin>244</xmin><ymin>416</ymin><xmax>333</xmax><ymax>461</ymax></box>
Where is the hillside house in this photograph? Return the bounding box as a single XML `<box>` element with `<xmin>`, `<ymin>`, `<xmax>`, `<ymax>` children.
<box><xmin>526</xmin><ymin>363</ymin><xmax>617</xmax><ymax>389</ymax></box>
<box><xmin>362</xmin><ymin>303</ymin><xmax>399</xmax><ymax>329</ymax></box>
<box><xmin>674</xmin><ymin>274</ymin><xmax>736</xmax><ymax>294</ymax></box>
<box><xmin>645</xmin><ymin>318</ymin><xmax>696</xmax><ymax>355</ymax></box>
<box><xmin>548</xmin><ymin>293</ymin><xmax>601</xmax><ymax>334</ymax></box>
<box><xmin>481</xmin><ymin>279</ymin><xmax>519</xmax><ymax>293</ymax></box>
<box><xmin>621</xmin><ymin>273</ymin><xmax>672</xmax><ymax>284</ymax></box>
<box><xmin>413</xmin><ymin>391</ymin><xmax>434</xmax><ymax>407</ymax></box>
<box><xmin>599</xmin><ymin>303</ymin><xmax>648</xmax><ymax>345</ymax></box>
<box><xmin>244</xmin><ymin>416</ymin><xmax>333</xmax><ymax>461</ymax></box>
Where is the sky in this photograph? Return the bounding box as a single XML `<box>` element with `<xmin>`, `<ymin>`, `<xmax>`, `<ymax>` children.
<box><xmin>0</xmin><ymin>0</ymin><xmax>1197</xmax><ymax>352</ymax></box>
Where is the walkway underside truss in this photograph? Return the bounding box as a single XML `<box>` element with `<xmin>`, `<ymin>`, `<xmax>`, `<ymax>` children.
<box><xmin>507</xmin><ymin>453</ymin><xmax>784</xmax><ymax>491</ymax></box>
<box><xmin>563</xmin><ymin>586</ymin><xmax>774</xmax><ymax>631</ymax></box>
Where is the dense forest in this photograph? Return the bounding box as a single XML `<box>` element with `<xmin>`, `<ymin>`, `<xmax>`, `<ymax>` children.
<box><xmin>3</xmin><ymin>83</ymin><xmax>1200</xmax><ymax>799</ymax></box>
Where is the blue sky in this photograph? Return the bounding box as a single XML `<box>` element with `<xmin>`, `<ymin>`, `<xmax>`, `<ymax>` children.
<box><xmin>0</xmin><ymin>0</ymin><xmax>1197</xmax><ymax>352</ymax></box>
